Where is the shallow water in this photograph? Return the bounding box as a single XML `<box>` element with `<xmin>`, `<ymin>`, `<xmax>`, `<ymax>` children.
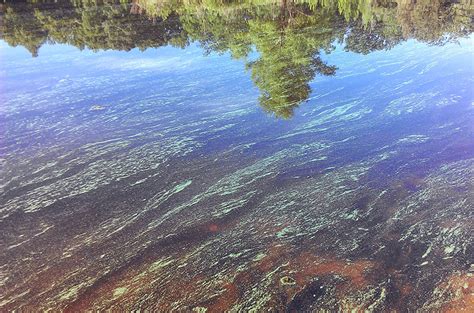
<box><xmin>1</xmin><ymin>0</ymin><xmax>473</xmax><ymax>311</ymax></box>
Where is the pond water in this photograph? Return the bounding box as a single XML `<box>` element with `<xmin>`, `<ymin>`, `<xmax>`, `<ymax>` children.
<box><xmin>1</xmin><ymin>0</ymin><xmax>473</xmax><ymax>311</ymax></box>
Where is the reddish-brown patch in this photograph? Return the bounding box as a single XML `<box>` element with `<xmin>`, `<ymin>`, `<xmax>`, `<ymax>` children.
<box><xmin>289</xmin><ymin>251</ymin><xmax>374</xmax><ymax>290</ymax></box>
<box><xmin>64</xmin><ymin>235</ymin><xmax>375</xmax><ymax>311</ymax></box>
<box><xmin>249</xmin><ymin>246</ymin><xmax>376</xmax><ymax>307</ymax></box>
<box><xmin>208</xmin><ymin>224</ymin><xmax>219</xmax><ymax>232</ymax></box>
<box><xmin>441</xmin><ymin>273</ymin><xmax>474</xmax><ymax>312</ymax></box>
<box><xmin>199</xmin><ymin>265</ymin><xmax>257</xmax><ymax>311</ymax></box>
<box><xmin>64</xmin><ymin>257</ymin><xmax>208</xmax><ymax>312</ymax></box>
<box><xmin>204</xmin><ymin>283</ymin><xmax>239</xmax><ymax>312</ymax></box>
<box><xmin>256</xmin><ymin>244</ymin><xmax>288</xmax><ymax>272</ymax></box>
<box><xmin>155</xmin><ymin>274</ymin><xmax>207</xmax><ymax>310</ymax></box>
<box><xmin>401</xmin><ymin>284</ymin><xmax>414</xmax><ymax>296</ymax></box>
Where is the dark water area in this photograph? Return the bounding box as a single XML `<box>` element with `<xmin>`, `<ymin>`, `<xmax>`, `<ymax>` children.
<box><xmin>0</xmin><ymin>0</ymin><xmax>473</xmax><ymax>311</ymax></box>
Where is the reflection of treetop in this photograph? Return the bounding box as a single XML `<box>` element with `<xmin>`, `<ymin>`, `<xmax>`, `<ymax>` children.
<box><xmin>1</xmin><ymin>0</ymin><xmax>472</xmax><ymax>118</ymax></box>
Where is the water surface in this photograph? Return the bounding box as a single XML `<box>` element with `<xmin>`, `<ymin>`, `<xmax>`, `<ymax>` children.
<box><xmin>1</xmin><ymin>0</ymin><xmax>473</xmax><ymax>311</ymax></box>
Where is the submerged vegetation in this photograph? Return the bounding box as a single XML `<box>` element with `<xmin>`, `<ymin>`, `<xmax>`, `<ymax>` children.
<box><xmin>1</xmin><ymin>0</ymin><xmax>472</xmax><ymax>117</ymax></box>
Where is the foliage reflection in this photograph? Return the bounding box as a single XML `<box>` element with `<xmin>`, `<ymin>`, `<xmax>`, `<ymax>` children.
<box><xmin>1</xmin><ymin>0</ymin><xmax>472</xmax><ymax>118</ymax></box>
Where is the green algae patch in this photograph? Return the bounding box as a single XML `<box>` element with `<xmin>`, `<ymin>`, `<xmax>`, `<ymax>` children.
<box><xmin>276</xmin><ymin>227</ymin><xmax>292</xmax><ymax>238</ymax></box>
<box><xmin>280</xmin><ymin>276</ymin><xmax>296</xmax><ymax>286</ymax></box>
<box><xmin>58</xmin><ymin>286</ymin><xmax>80</xmax><ymax>301</ymax></box>
<box><xmin>149</xmin><ymin>258</ymin><xmax>174</xmax><ymax>272</ymax></box>
<box><xmin>113</xmin><ymin>287</ymin><xmax>128</xmax><ymax>298</ymax></box>
<box><xmin>253</xmin><ymin>253</ymin><xmax>266</xmax><ymax>262</ymax></box>
<box><xmin>174</xmin><ymin>180</ymin><xmax>192</xmax><ymax>193</ymax></box>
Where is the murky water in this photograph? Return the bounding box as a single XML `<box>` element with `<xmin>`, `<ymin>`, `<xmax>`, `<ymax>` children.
<box><xmin>1</xmin><ymin>0</ymin><xmax>473</xmax><ymax>311</ymax></box>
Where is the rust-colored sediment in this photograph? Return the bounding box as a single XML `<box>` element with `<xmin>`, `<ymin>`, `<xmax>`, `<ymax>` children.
<box><xmin>442</xmin><ymin>273</ymin><xmax>474</xmax><ymax>312</ymax></box>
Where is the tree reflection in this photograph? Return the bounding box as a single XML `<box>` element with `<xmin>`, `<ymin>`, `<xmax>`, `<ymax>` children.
<box><xmin>1</xmin><ymin>0</ymin><xmax>472</xmax><ymax>118</ymax></box>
